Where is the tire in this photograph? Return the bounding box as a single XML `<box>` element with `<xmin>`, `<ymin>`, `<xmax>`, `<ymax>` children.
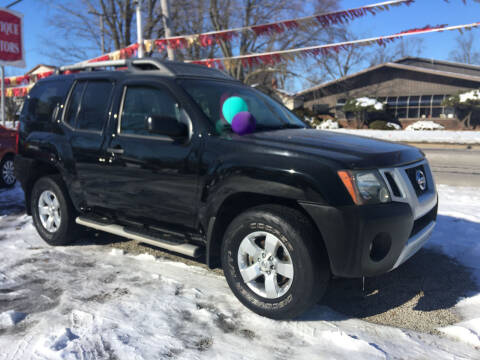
<box><xmin>0</xmin><ymin>155</ymin><xmax>16</xmax><ymax>188</ymax></box>
<box><xmin>31</xmin><ymin>175</ymin><xmax>78</xmax><ymax>246</ymax></box>
<box><xmin>221</xmin><ymin>204</ymin><xmax>330</xmax><ymax>319</ymax></box>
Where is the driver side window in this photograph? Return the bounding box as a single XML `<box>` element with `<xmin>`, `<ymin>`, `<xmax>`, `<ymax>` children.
<box><xmin>120</xmin><ymin>85</ymin><xmax>181</xmax><ymax>136</ymax></box>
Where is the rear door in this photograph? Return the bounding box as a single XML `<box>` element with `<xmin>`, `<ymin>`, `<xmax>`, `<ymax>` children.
<box><xmin>63</xmin><ymin>79</ymin><xmax>115</xmax><ymax>206</ymax></box>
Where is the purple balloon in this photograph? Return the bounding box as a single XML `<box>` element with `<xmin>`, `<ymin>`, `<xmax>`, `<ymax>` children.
<box><xmin>231</xmin><ymin>111</ymin><xmax>256</xmax><ymax>135</ymax></box>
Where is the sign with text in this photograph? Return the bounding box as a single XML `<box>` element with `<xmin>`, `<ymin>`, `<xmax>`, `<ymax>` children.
<box><xmin>0</xmin><ymin>8</ymin><xmax>24</xmax><ymax>68</ymax></box>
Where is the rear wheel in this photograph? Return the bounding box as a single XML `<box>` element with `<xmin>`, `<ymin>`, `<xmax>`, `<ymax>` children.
<box><xmin>31</xmin><ymin>175</ymin><xmax>78</xmax><ymax>246</ymax></box>
<box><xmin>0</xmin><ymin>155</ymin><xmax>15</xmax><ymax>188</ymax></box>
<box><xmin>221</xmin><ymin>205</ymin><xmax>330</xmax><ymax>319</ymax></box>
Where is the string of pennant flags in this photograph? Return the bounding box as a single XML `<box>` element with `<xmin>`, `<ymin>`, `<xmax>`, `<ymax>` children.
<box><xmin>4</xmin><ymin>0</ymin><xmax>412</xmax><ymax>94</ymax></box>
<box><xmin>3</xmin><ymin>70</ymin><xmax>54</xmax><ymax>87</ymax></box>
<box><xmin>187</xmin><ymin>22</ymin><xmax>480</xmax><ymax>68</ymax></box>
<box><xmin>3</xmin><ymin>10</ymin><xmax>479</xmax><ymax>97</ymax></box>
<box><xmin>85</xmin><ymin>0</ymin><xmax>413</xmax><ymax>64</ymax></box>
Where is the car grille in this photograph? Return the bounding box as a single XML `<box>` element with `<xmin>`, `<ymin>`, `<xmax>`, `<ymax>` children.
<box><xmin>405</xmin><ymin>165</ymin><xmax>428</xmax><ymax>196</ymax></box>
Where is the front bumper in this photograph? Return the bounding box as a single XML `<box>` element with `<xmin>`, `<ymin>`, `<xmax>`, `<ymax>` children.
<box><xmin>301</xmin><ymin>159</ymin><xmax>438</xmax><ymax>278</ymax></box>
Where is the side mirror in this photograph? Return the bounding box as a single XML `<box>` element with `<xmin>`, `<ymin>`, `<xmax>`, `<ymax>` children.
<box><xmin>145</xmin><ymin>115</ymin><xmax>188</xmax><ymax>140</ymax></box>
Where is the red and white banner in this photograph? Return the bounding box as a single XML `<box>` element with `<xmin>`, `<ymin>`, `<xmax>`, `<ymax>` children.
<box><xmin>77</xmin><ymin>0</ymin><xmax>413</xmax><ymax>64</ymax></box>
<box><xmin>187</xmin><ymin>22</ymin><xmax>480</xmax><ymax>69</ymax></box>
<box><xmin>0</xmin><ymin>8</ymin><xmax>24</xmax><ymax>68</ymax></box>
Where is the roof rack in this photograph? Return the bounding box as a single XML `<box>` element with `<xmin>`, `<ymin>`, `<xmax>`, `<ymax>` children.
<box><xmin>57</xmin><ymin>58</ymin><xmax>234</xmax><ymax>80</ymax></box>
<box><xmin>58</xmin><ymin>58</ymin><xmax>175</xmax><ymax>76</ymax></box>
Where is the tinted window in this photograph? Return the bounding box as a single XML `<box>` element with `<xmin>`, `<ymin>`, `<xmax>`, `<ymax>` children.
<box><xmin>420</xmin><ymin>95</ymin><xmax>432</xmax><ymax>106</ymax></box>
<box><xmin>120</xmin><ymin>86</ymin><xmax>181</xmax><ymax>136</ymax></box>
<box><xmin>76</xmin><ymin>81</ymin><xmax>114</xmax><ymax>131</ymax></box>
<box><xmin>64</xmin><ymin>81</ymin><xmax>86</xmax><ymax>126</ymax></box>
<box><xmin>432</xmin><ymin>95</ymin><xmax>445</xmax><ymax>106</ymax></box>
<box><xmin>408</xmin><ymin>96</ymin><xmax>420</xmax><ymax>107</ymax></box>
<box><xmin>24</xmin><ymin>80</ymin><xmax>71</xmax><ymax>122</ymax></box>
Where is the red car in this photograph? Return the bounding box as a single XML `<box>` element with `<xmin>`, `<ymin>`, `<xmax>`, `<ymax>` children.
<box><xmin>0</xmin><ymin>124</ymin><xmax>18</xmax><ymax>188</ymax></box>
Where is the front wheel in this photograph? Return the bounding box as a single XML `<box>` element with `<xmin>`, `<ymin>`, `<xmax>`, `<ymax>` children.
<box><xmin>221</xmin><ymin>205</ymin><xmax>330</xmax><ymax>319</ymax></box>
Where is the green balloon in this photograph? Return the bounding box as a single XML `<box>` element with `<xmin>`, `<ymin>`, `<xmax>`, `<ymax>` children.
<box><xmin>222</xmin><ymin>96</ymin><xmax>248</xmax><ymax>124</ymax></box>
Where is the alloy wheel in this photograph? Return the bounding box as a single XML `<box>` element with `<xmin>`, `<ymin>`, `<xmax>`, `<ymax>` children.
<box><xmin>38</xmin><ymin>190</ymin><xmax>62</xmax><ymax>233</ymax></box>
<box><xmin>237</xmin><ymin>231</ymin><xmax>294</xmax><ymax>299</ymax></box>
<box><xmin>2</xmin><ymin>160</ymin><xmax>15</xmax><ymax>186</ymax></box>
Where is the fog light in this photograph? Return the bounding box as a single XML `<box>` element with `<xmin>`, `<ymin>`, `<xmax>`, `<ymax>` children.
<box><xmin>370</xmin><ymin>233</ymin><xmax>391</xmax><ymax>262</ymax></box>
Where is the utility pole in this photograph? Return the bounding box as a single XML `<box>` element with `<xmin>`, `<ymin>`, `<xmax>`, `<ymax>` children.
<box><xmin>100</xmin><ymin>15</ymin><xmax>105</xmax><ymax>54</ymax></box>
<box><xmin>89</xmin><ymin>11</ymin><xmax>106</xmax><ymax>54</ymax></box>
<box><xmin>135</xmin><ymin>0</ymin><xmax>144</xmax><ymax>58</ymax></box>
<box><xmin>160</xmin><ymin>0</ymin><xmax>175</xmax><ymax>61</ymax></box>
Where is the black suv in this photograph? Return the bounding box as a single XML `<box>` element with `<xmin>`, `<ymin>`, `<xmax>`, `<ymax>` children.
<box><xmin>15</xmin><ymin>59</ymin><xmax>438</xmax><ymax>319</ymax></box>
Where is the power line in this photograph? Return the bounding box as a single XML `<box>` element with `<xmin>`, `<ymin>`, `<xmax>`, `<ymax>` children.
<box><xmin>6</xmin><ymin>0</ymin><xmax>23</xmax><ymax>8</ymax></box>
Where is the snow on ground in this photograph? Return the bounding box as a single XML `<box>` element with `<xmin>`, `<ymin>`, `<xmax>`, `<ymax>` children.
<box><xmin>0</xmin><ymin>184</ymin><xmax>479</xmax><ymax>359</ymax></box>
<box><xmin>405</xmin><ymin>121</ymin><xmax>445</xmax><ymax>131</ymax></box>
<box><xmin>316</xmin><ymin>119</ymin><xmax>339</xmax><ymax>130</ymax></box>
<box><xmin>459</xmin><ymin>89</ymin><xmax>480</xmax><ymax>103</ymax></box>
<box><xmin>354</xmin><ymin>97</ymin><xmax>384</xmax><ymax>111</ymax></box>
<box><xmin>326</xmin><ymin>128</ymin><xmax>480</xmax><ymax>144</ymax></box>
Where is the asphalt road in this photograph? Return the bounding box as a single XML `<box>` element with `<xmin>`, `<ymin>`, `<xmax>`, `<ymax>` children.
<box><xmin>419</xmin><ymin>147</ymin><xmax>480</xmax><ymax>187</ymax></box>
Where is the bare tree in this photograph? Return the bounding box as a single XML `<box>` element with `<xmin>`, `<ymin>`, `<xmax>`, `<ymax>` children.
<box><xmin>41</xmin><ymin>0</ymin><xmax>338</xmax><ymax>91</ymax></box>
<box><xmin>41</xmin><ymin>0</ymin><xmax>164</xmax><ymax>64</ymax></box>
<box><xmin>449</xmin><ymin>33</ymin><xmax>480</xmax><ymax>64</ymax></box>
<box><xmin>316</xmin><ymin>28</ymin><xmax>367</xmax><ymax>81</ymax></box>
<box><xmin>208</xmin><ymin>0</ymin><xmax>338</xmax><ymax>85</ymax></box>
<box><xmin>368</xmin><ymin>38</ymin><xmax>424</xmax><ymax>67</ymax></box>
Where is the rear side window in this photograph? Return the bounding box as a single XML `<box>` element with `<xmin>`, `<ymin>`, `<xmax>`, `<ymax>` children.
<box><xmin>64</xmin><ymin>80</ymin><xmax>114</xmax><ymax>132</ymax></box>
<box><xmin>23</xmin><ymin>80</ymin><xmax>71</xmax><ymax>122</ymax></box>
<box><xmin>76</xmin><ymin>81</ymin><xmax>114</xmax><ymax>131</ymax></box>
<box><xmin>64</xmin><ymin>82</ymin><xmax>86</xmax><ymax>127</ymax></box>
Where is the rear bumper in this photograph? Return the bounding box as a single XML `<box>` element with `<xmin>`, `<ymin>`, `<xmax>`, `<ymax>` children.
<box><xmin>301</xmin><ymin>200</ymin><xmax>437</xmax><ymax>277</ymax></box>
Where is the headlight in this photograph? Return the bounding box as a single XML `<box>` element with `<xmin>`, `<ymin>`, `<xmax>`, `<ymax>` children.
<box><xmin>338</xmin><ymin>170</ymin><xmax>391</xmax><ymax>205</ymax></box>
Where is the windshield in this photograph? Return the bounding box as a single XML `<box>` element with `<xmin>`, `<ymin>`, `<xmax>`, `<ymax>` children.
<box><xmin>178</xmin><ymin>79</ymin><xmax>306</xmax><ymax>133</ymax></box>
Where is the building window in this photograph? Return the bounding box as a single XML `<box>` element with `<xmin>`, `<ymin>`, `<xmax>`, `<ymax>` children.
<box><xmin>407</xmin><ymin>96</ymin><xmax>420</xmax><ymax>118</ymax></box>
<box><xmin>382</xmin><ymin>94</ymin><xmax>452</xmax><ymax>119</ymax></box>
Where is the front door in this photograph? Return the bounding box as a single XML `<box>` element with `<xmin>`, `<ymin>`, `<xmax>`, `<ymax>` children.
<box><xmin>103</xmin><ymin>81</ymin><xmax>200</xmax><ymax>229</ymax></box>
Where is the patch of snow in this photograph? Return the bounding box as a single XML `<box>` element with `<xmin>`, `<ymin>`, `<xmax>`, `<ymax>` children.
<box><xmin>386</xmin><ymin>122</ymin><xmax>401</xmax><ymax>130</ymax></box>
<box><xmin>355</xmin><ymin>97</ymin><xmax>384</xmax><ymax>111</ymax></box>
<box><xmin>317</xmin><ymin>119</ymin><xmax>339</xmax><ymax>130</ymax></box>
<box><xmin>406</xmin><ymin>121</ymin><xmax>445</xmax><ymax>131</ymax></box>
<box><xmin>0</xmin><ymin>310</ymin><xmax>27</xmax><ymax>330</ymax></box>
<box><xmin>133</xmin><ymin>253</ymin><xmax>156</xmax><ymax>262</ymax></box>
<box><xmin>431</xmin><ymin>185</ymin><xmax>480</xmax><ymax>275</ymax></box>
<box><xmin>440</xmin><ymin>319</ymin><xmax>480</xmax><ymax>347</ymax></box>
<box><xmin>0</xmin><ymin>185</ymin><xmax>479</xmax><ymax>359</ymax></box>
<box><xmin>459</xmin><ymin>89</ymin><xmax>480</xmax><ymax>103</ymax></box>
<box><xmin>323</xmin><ymin>129</ymin><xmax>480</xmax><ymax>144</ymax></box>
<box><xmin>109</xmin><ymin>248</ymin><xmax>124</xmax><ymax>256</ymax></box>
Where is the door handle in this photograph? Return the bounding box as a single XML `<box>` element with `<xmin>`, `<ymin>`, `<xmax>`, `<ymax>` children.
<box><xmin>107</xmin><ymin>147</ymin><xmax>124</xmax><ymax>155</ymax></box>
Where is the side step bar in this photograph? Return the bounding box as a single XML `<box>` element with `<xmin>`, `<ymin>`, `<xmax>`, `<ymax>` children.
<box><xmin>76</xmin><ymin>217</ymin><xmax>202</xmax><ymax>258</ymax></box>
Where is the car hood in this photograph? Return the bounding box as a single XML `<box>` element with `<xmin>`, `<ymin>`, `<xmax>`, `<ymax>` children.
<box><xmin>237</xmin><ymin>128</ymin><xmax>424</xmax><ymax>169</ymax></box>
